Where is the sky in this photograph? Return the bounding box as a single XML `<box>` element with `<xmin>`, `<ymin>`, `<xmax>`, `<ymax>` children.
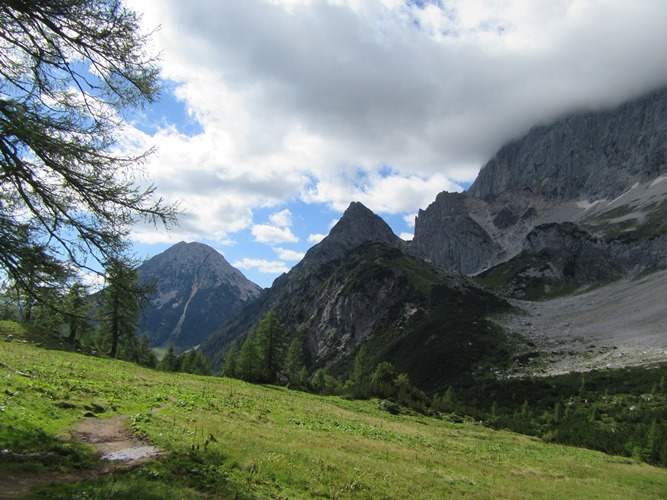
<box><xmin>118</xmin><ymin>0</ymin><xmax>667</xmax><ymax>288</ymax></box>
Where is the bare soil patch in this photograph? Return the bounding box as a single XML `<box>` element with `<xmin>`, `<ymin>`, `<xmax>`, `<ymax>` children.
<box><xmin>68</xmin><ymin>414</ymin><xmax>162</xmax><ymax>465</ymax></box>
<box><xmin>0</xmin><ymin>407</ymin><xmax>167</xmax><ymax>498</ymax></box>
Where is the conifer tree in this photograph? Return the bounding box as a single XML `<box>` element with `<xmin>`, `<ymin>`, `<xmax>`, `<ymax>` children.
<box><xmin>284</xmin><ymin>336</ymin><xmax>306</xmax><ymax>385</ymax></box>
<box><xmin>255</xmin><ymin>311</ymin><xmax>287</xmax><ymax>383</ymax></box>
<box><xmin>350</xmin><ymin>344</ymin><xmax>373</xmax><ymax>398</ymax></box>
<box><xmin>135</xmin><ymin>333</ymin><xmax>157</xmax><ymax>368</ymax></box>
<box><xmin>97</xmin><ymin>256</ymin><xmax>154</xmax><ymax>359</ymax></box>
<box><xmin>158</xmin><ymin>343</ymin><xmax>179</xmax><ymax>372</ymax></box>
<box><xmin>238</xmin><ymin>332</ymin><xmax>261</xmax><ymax>382</ymax></box>
<box><xmin>62</xmin><ymin>282</ymin><xmax>94</xmax><ymax>343</ymax></box>
<box><xmin>0</xmin><ymin>0</ymin><xmax>178</xmax><ymax>310</ymax></box>
<box><xmin>222</xmin><ymin>343</ymin><xmax>239</xmax><ymax>378</ymax></box>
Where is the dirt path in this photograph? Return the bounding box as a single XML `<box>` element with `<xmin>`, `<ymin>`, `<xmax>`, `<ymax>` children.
<box><xmin>68</xmin><ymin>414</ymin><xmax>162</xmax><ymax>464</ymax></box>
<box><xmin>0</xmin><ymin>407</ymin><xmax>168</xmax><ymax>499</ymax></box>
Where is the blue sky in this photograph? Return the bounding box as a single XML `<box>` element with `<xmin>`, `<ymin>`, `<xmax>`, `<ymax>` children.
<box><xmin>118</xmin><ymin>0</ymin><xmax>667</xmax><ymax>288</ymax></box>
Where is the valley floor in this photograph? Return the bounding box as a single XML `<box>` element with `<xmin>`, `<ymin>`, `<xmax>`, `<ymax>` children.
<box><xmin>496</xmin><ymin>269</ymin><xmax>667</xmax><ymax>376</ymax></box>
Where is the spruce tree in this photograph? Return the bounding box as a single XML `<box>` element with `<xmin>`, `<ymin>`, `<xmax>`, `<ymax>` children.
<box><xmin>158</xmin><ymin>343</ymin><xmax>179</xmax><ymax>372</ymax></box>
<box><xmin>350</xmin><ymin>344</ymin><xmax>373</xmax><ymax>399</ymax></box>
<box><xmin>284</xmin><ymin>336</ymin><xmax>306</xmax><ymax>385</ymax></box>
<box><xmin>238</xmin><ymin>332</ymin><xmax>261</xmax><ymax>382</ymax></box>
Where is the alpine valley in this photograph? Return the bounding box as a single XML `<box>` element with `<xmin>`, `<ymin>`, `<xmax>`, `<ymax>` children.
<box><xmin>146</xmin><ymin>86</ymin><xmax>667</xmax><ymax>391</ymax></box>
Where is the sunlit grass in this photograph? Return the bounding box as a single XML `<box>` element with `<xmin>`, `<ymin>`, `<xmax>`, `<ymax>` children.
<box><xmin>2</xmin><ymin>333</ymin><xmax>667</xmax><ymax>498</ymax></box>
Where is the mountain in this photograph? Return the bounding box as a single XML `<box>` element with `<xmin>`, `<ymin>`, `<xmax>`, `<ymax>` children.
<box><xmin>201</xmin><ymin>204</ymin><xmax>514</xmax><ymax>389</ymax></box>
<box><xmin>408</xmin><ymin>86</ymin><xmax>667</xmax><ymax>376</ymax></box>
<box><xmin>203</xmin><ymin>86</ymin><xmax>667</xmax><ymax>385</ymax></box>
<box><xmin>138</xmin><ymin>241</ymin><xmax>262</xmax><ymax>350</ymax></box>
<box><xmin>290</xmin><ymin>201</ymin><xmax>404</xmax><ymax>273</ymax></box>
<box><xmin>410</xmin><ymin>86</ymin><xmax>667</xmax><ymax>291</ymax></box>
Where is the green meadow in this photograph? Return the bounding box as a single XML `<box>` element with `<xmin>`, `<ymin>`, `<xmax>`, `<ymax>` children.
<box><xmin>2</xmin><ymin>324</ymin><xmax>667</xmax><ymax>499</ymax></box>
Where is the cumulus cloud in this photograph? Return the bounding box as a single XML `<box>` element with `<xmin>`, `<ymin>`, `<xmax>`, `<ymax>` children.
<box><xmin>308</xmin><ymin>233</ymin><xmax>327</xmax><ymax>244</ymax></box>
<box><xmin>232</xmin><ymin>258</ymin><xmax>290</xmax><ymax>274</ymax></box>
<box><xmin>125</xmin><ymin>0</ymin><xmax>667</xmax><ymax>246</ymax></box>
<box><xmin>274</xmin><ymin>247</ymin><xmax>306</xmax><ymax>261</ymax></box>
<box><xmin>252</xmin><ymin>224</ymin><xmax>299</xmax><ymax>244</ymax></box>
<box><xmin>269</xmin><ymin>209</ymin><xmax>293</xmax><ymax>227</ymax></box>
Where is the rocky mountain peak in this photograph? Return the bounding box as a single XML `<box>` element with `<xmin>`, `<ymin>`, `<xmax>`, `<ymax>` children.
<box><xmin>469</xmin><ymin>87</ymin><xmax>667</xmax><ymax>203</ymax></box>
<box><xmin>329</xmin><ymin>202</ymin><xmax>400</xmax><ymax>243</ymax></box>
<box><xmin>138</xmin><ymin>241</ymin><xmax>262</xmax><ymax>350</ymax></box>
<box><xmin>291</xmin><ymin>202</ymin><xmax>402</xmax><ymax>273</ymax></box>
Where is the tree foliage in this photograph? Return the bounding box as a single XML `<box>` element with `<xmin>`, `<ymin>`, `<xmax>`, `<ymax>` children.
<box><xmin>255</xmin><ymin>311</ymin><xmax>287</xmax><ymax>383</ymax></box>
<box><xmin>350</xmin><ymin>344</ymin><xmax>373</xmax><ymax>398</ymax></box>
<box><xmin>221</xmin><ymin>342</ymin><xmax>238</xmax><ymax>378</ymax></box>
<box><xmin>96</xmin><ymin>256</ymin><xmax>153</xmax><ymax>358</ymax></box>
<box><xmin>0</xmin><ymin>0</ymin><xmax>177</xmax><ymax>308</ymax></box>
<box><xmin>157</xmin><ymin>342</ymin><xmax>179</xmax><ymax>372</ymax></box>
<box><xmin>237</xmin><ymin>331</ymin><xmax>261</xmax><ymax>382</ymax></box>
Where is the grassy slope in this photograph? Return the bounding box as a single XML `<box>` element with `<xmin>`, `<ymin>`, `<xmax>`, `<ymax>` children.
<box><xmin>2</xmin><ymin>330</ymin><xmax>667</xmax><ymax>498</ymax></box>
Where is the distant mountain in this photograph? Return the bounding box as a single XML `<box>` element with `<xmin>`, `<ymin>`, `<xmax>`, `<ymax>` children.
<box><xmin>138</xmin><ymin>241</ymin><xmax>262</xmax><ymax>351</ymax></box>
<box><xmin>201</xmin><ymin>204</ymin><xmax>513</xmax><ymax>389</ymax></box>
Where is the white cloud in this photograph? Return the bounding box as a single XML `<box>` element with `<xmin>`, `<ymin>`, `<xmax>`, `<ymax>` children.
<box><xmin>400</xmin><ymin>232</ymin><xmax>413</xmax><ymax>241</ymax></box>
<box><xmin>232</xmin><ymin>258</ymin><xmax>290</xmax><ymax>274</ymax></box>
<box><xmin>305</xmin><ymin>171</ymin><xmax>463</xmax><ymax>213</ymax></box>
<box><xmin>252</xmin><ymin>224</ymin><xmax>299</xmax><ymax>244</ymax></box>
<box><xmin>403</xmin><ymin>213</ymin><xmax>417</xmax><ymax>228</ymax></box>
<box><xmin>274</xmin><ymin>247</ymin><xmax>306</xmax><ymax>261</ymax></box>
<box><xmin>308</xmin><ymin>233</ymin><xmax>327</xmax><ymax>244</ymax></box>
<box><xmin>123</xmin><ymin>0</ymin><xmax>667</xmax><ymax>246</ymax></box>
<box><xmin>269</xmin><ymin>209</ymin><xmax>293</xmax><ymax>227</ymax></box>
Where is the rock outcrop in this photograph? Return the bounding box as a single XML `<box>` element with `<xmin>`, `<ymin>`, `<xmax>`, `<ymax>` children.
<box><xmin>408</xmin><ymin>192</ymin><xmax>502</xmax><ymax>274</ymax></box>
<box><xmin>290</xmin><ymin>201</ymin><xmax>403</xmax><ymax>273</ymax></box>
<box><xmin>469</xmin><ymin>88</ymin><xmax>667</xmax><ymax>202</ymax></box>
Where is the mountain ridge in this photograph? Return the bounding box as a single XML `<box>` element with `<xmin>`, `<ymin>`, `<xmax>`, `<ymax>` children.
<box><xmin>197</xmin><ymin>86</ymin><xmax>667</xmax><ymax>385</ymax></box>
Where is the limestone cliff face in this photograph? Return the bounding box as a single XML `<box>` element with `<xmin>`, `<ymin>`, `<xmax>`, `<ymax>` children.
<box><xmin>410</xmin><ymin>86</ymin><xmax>667</xmax><ymax>278</ymax></box>
<box><xmin>469</xmin><ymin>88</ymin><xmax>667</xmax><ymax>202</ymax></box>
<box><xmin>408</xmin><ymin>192</ymin><xmax>502</xmax><ymax>274</ymax></box>
<box><xmin>138</xmin><ymin>242</ymin><xmax>262</xmax><ymax>350</ymax></box>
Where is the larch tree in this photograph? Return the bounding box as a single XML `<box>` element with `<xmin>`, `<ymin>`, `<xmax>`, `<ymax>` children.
<box><xmin>255</xmin><ymin>311</ymin><xmax>287</xmax><ymax>383</ymax></box>
<box><xmin>96</xmin><ymin>256</ymin><xmax>153</xmax><ymax>359</ymax></box>
<box><xmin>0</xmin><ymin>0</ymin><xmax>178</xmax><ymax>309</ymax></box>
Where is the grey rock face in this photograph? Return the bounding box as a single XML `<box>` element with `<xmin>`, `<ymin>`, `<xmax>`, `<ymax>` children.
<box><xmin>287</xmin><ymin>201</ymin><xmax>402</xmax><ymax>275</ymax></box>
<box><xmin>138</xmin><ymin>242</ymin><xmax>262</xmax><ymax>350</ymax></box>
<box><xmin>480</xmin><ymin>221</ymin><xmax>667</xmax><ymax>299</ymax></box>
<box><xmin>409</xmin><ymin>192</ymin><xmax>502</xmax><ymax>274</ymax></box>
<box><xmin>469</xmin><ymin>88</ymin><xmax>667</xmax><ymax>202</ymax></box>
<box><xmin>411</xmin><ymin>86</ymin><xmax>667</xmax><ymax>276</ymax></box>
